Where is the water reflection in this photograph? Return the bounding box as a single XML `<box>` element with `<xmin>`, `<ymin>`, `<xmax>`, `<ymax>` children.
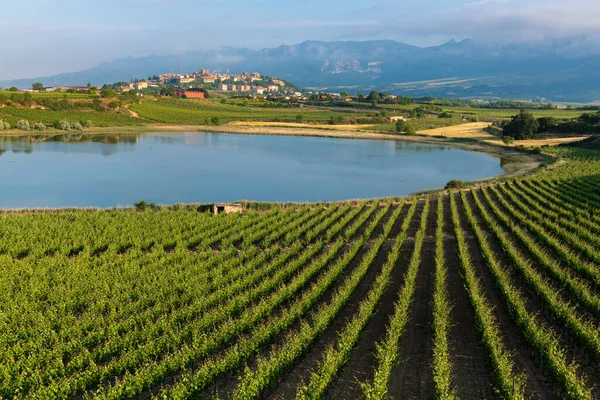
<box><xmin>0</xmin><ymin>132</ymin><xmax>504</xmax><ymax>208</ymax></box>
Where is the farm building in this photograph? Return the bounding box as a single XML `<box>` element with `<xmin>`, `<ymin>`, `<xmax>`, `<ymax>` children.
<box><xmin>174</xmin><ymin>90</ymin><xmax>206</xmax><ymax>99</ymax></box>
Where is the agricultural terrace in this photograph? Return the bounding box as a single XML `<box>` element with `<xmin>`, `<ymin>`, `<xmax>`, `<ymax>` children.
<box><xmin>2</xmin><ymin>143</ymin><xmax>600</xmax><ymax>399</ymax></box>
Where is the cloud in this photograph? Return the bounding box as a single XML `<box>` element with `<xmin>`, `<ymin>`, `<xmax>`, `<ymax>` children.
<box><xmin>249</xmin><ymin>20</ymin><xmax>379</xmax><ymax>29</ymax></box>
<box><xmin>399</xmin><ymin>0</ymin><xmax>600</xmax><ymax>42</ymax></box>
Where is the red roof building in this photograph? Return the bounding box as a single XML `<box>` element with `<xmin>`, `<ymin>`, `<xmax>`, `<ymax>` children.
<box><xmin>175</xmin><ymin>90</ymin><xmax>206</xmax><ymax>99</ymax></box>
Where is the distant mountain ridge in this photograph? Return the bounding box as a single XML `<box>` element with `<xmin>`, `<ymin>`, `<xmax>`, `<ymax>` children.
<box><xmin>3</xmin><ymin>39</ymin><xmax>600</xmax><ymax>102</ymax></box>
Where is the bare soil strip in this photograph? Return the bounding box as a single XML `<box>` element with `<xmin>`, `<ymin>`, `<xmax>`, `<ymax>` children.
<box><xmin>473</xmin><ymin>189</ymin><xmax>600</xmax><ymax>398</ymax></box>
<box><xmin>439</xmin><ymin>194</ymin><xmax>497</xmax><ymax>399</ymax></box>
<box><xmin>462</xmin><ymin>191</ymin><xmax>556</xmax><ymax>399</ymax></box>
<box><xmin>323</xmin><ymin>204</ymin><xmax>424</xmax><ymax>399</ymax></box>
<box><xmin>386</xmin><ymin>200</ymin><xmax>437</xmax><ymax>399</ymax></box>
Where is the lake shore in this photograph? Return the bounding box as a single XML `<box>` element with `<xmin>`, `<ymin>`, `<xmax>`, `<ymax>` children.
<box><xmin>1</xmin><ymin>122</ymin><xmax>550</xmax><ymax>179</ymax></box>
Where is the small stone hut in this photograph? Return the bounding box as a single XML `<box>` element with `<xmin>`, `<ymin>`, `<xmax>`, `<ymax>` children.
<box><xmin>212</xmin><ymin>203</ymin><xmax>243</xmax><ymax>215</ymax></box>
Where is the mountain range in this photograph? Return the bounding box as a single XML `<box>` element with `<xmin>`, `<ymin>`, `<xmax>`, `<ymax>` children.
<box><xmin>3</xmin><ymin>39</ymin><xmax>600</xmax><ymax>102</ymax></box>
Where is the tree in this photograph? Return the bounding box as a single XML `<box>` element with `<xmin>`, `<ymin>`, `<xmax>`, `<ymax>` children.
<box><xmin>502</xmin><ymin>136</ymin><xmax>515</xmax><ymax>145</ymax></box>
<box><xmin>341</xmin><ymin>90</ymin><xmax>349</xmax><ymax>97</ymax></box>
<box><xmin>367</xmin><ymin>91</ymin><xmax>380</xmax><ymax>102</ymax></box>
<box><xmin>32</xmin><ymin>82</ymin><xmax>44</xmax><ymax>91</ymax></box>
<box><xmin>100</xmin><ymin>87</ymin><xmax>116</xmax><ymax>98</ymax></box>
<box><xmin>536</xmin><ymin>116</ymin><xmax>559</xmax><ymax>133</ymax></box>
<box><xmin>503</xmin><ymin>110</ymin><xmax>539</xmax><ymax>140</ymax></box>
<box><xmin>395</xmin><ymin>120</ymin><xmax>407</xmax><ymax>133</ymax></box>
<box><xmin>8</xmin><ymin>86</ymin><xmax>18</xmax><ymax>91</ymax></box>
<box><xmin>578</xmin><ymin>113</ymin><xmax>600</xmax><ymax>126</ymax></box>
<box><xmin>445</xmin><ymin>180</ymin><xmax>466</xmax><ymax>190</ymax></box>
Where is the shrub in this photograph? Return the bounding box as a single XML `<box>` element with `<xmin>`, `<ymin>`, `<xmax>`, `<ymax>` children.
<box><xmin>16</xmin><ymin>120</ymin><xmax>30</xmax><ymax>130</ymax></box>
<box><xmin>502</xmin><ymin>136</ymin><xmax>515</xmax><ymax>145</ymax></box>
<box><xmin>33</xmin><ymin>122</ymin><xmax>46</xmax><ymax>131</ymax></box>
<box><xmin>529</xmin><ymin>147</ymin><xmax>542</xmax><ymax>155</ymax></box>
<box><xmin>395</xmin><ymin>120</ymin><xmax>406</xmax><ymax>133</ymax></box>
<box><xmin>0</xmin><ymin>120</ymin><xmax>4</xmax><ymax>131</ymax></box>
<box><xmin>56</xmin><ymin>119</ymin><xmax>70</xmax><ymax>131</ymax></box>
<box><xmin>70</xmin><ymin>122</ymin><xmax>83</xmax><ymax>131</ymax></box>
<box><xmin>2</xmin><ymin>121</ymin><xmax>9</xmax><ymax>130</ymax></box>
<box><xmin>84</xmin><ymin>120</ymin><xmax>93</xmax><ymax>128</ymax></box>
<box><xmin>404</xmin><ymin>124</ymin><xmax>417</xmax><ymax>135</ymax></box>
<box><xmin>395</xmin><ymin>120</ymin><xmax>416</xmax><ymax>135</ymax></box>
<box><xmin>134</xmin><ymin>199</ymin><xmax>158</xmax><ymax>211</ymax></box>
<box><xmin>211</xmin><ymin>117</ymin><xmax>221</xmax><ymax>125</ymax></box>
<box><xmin>445</xmin><ymin>180</ymin><xmax>467</xmax><ymax>190</ymax></box>
<box><xmin>134</xmin><ymin>199</ymin><xmax>149</xmax><ymax>211</ymax></box>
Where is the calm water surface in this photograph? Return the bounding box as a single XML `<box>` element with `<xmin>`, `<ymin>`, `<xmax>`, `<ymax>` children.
<box><xmin>0</xmin><ymin>132</ymin><xmax>504</xmax><ymax>208</ymax></box>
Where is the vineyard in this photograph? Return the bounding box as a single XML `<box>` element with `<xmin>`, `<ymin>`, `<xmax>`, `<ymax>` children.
<box><xmin>1</xmin><ymin>146</ymin><xmax>600</xmax><ymax>399</ymax></box>
<box><xmin>0</xmin><ymin>108</ymin><xmax>144</xmax><ymax>127</ymax></box>
<box><xmin>128</xmin><ymin>98</ymin><xmax>377</xmax><ymax>125</ymax></box>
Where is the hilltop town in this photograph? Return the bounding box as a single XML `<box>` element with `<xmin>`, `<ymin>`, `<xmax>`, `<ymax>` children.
<box><xmin>13</xmin><ymin>69</ymin><xmax>304</xmax><ymax>101</ymax></box>
<box><xmin>112</xmin><ymin>69</ymin><xmax>302</xmax><ymax>99</ymax></box>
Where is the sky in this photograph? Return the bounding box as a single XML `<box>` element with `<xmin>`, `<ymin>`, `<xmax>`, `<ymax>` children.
<box><xmin>1</xmin><ymin>0</ymin><xmax>600</xmax><ymax>80</ymax></box>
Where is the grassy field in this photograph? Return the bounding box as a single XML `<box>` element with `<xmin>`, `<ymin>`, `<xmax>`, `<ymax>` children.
<box><xmin>229</xmin><ymin>121</ymin><xmax>375</xmax><ymax>130</ymax></box>
<box><xmin>1</xmin><ymin>145</ymin><xmax>600</xmax><ymax>399</ymax></box>
<box><xmin>379</xmin><ymin>103</ymin><xmax>586</xmax><ymax>120</ymax></box>
<box><xmin>485</xmin><ymin>136</ymin><xmax>591</xmax><ymax>147</ymax></box>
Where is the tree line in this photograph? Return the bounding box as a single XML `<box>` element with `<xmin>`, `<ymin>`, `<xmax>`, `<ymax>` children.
<box><xmin>502</xmin><ymin>110</ymin><xmax>600</xmax><ymax>139</ymax></box>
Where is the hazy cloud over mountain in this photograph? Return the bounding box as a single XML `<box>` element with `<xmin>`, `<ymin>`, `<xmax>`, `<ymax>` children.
<box><xmin>1</xmin><ymin>0</ymin><xmax>599</xmax><ymax>80</ymax></box>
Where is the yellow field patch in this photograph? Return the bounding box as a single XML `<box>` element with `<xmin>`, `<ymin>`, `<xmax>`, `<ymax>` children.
<box><xmin>484</xmin><ymin>136</ymin><xmax>590</xmax><ymax>147</ymax></box>
<box><xmin>416</xmin><ymin>122</ymin><xmax>495</xmax><ymax>138</ymax></box>
<box><xmin>229</xmin><ymin>121</ymin><xmax>374</xmax><ymax>131</ymax></box>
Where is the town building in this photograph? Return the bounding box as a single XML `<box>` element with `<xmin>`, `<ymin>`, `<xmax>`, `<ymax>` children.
<box><xmin>250</xmin><ymin>87</ymin><xmax>266</xmax><ymax>95</ymax></box>
<box><xmin>176</xmin><ymin>75</ymin><xmax>195</xmax><ymax>84</ymax></box>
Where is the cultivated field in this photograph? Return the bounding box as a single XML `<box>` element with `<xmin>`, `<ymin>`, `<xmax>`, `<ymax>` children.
<box><xmin>1</xmin><ymin>146</ymin><xmax>600</xmax><ymax>399</ymax></box>
<box><xmin>416</xmin><ymin>122</ymin><xmax>495</xmax><ymax>138</ymax></box>
<box><xmin>129</xmin><ymin>98</ymin><xmax>378</xmax><ymax>125</ymax></box>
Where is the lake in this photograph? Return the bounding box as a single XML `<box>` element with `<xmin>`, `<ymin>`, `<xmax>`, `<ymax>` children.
<box><xmin>0</xmin><ymin>132</ymin><xmax>505</xmax><ymax>208</ymax></box>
